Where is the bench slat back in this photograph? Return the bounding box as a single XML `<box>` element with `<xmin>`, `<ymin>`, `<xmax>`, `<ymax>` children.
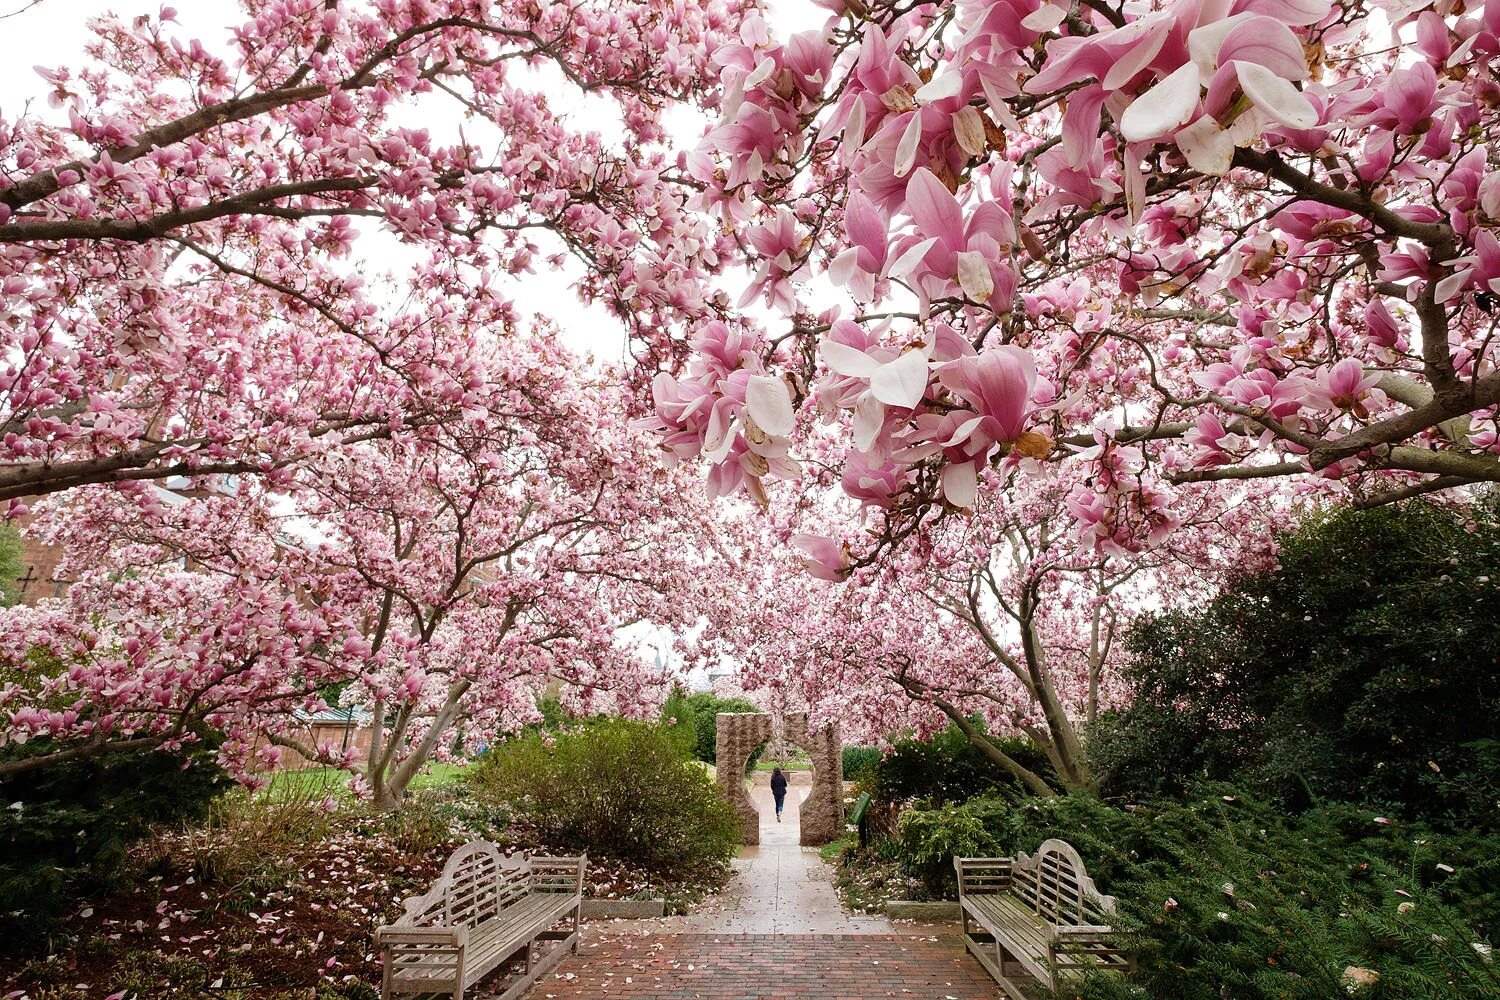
<box><xmin>528</xmin><ymin>854</ymin><xmax>587</xmax><ymax>894</ymax></box>
<box><xmin>955</xmin><ymin>857</ymin><xmax>1013</xmax><ymax>894</ymax></box>
<box><xmin>1009</xmin><ymin>839</ymin><xmax>1116</xmax><ymax>926</ymax></box>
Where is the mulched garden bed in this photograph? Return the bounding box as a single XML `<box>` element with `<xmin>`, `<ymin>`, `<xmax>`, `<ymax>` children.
<box><xmin>0</xmin><ymin>813</ymin><xmax>727</xmax><ymax>999</ymax></box>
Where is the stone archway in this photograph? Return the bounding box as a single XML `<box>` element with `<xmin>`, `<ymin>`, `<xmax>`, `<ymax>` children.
<box><xmin>715</xmin><ymin>711</ymin><xmax>843</xmax><ymax>846</ymax></box>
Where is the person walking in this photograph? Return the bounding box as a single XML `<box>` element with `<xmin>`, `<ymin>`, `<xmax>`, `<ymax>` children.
<box><xmin>770</xmin><ymin>766</ymin><xmax>789</xmax><ymax>822</ymax></box>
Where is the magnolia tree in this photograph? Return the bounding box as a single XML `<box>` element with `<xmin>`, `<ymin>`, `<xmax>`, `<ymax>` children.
<box><xmin>269</xmin><ymin>371</ymin><xmax>718</xmax><ymax>810</ymax></box>
<box><xmin>0</xmin><ymin>0</ymin><xmax>763</xmax><ymax>787</ymax></box>
<box><xmin>0</xmin><ymin>0</ymin><xmax>748</xmax><ymax>509</ymax></box>
<box><xmin>727</xmin><ymin>470</ymin><xmax>1289</xmax><ymax>795</ymax></box>
<box><xmin>646</xmin><ymin>0</ymin><xmax>1500</xmax><ymax>568</ymax></box>
<box><xmin>0</xmin><ymin>565</ymin><xmax>345</xmax><ymax>777</ymax></box>
<box><xmin>5</xmin><ymin>333</ymin><xmax>729</xmax><ymax>806</ymax></box>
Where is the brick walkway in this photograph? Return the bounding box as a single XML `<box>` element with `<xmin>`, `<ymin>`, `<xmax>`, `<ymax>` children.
<box><xmin>524</xmin><ymin>775</ymin><xmax>998</xmax><ymax>998</ymax></box>
<box><xmin>540</xmin><ymin>932</ymin><xmax>999</xmax><ymax>999</ymax></box>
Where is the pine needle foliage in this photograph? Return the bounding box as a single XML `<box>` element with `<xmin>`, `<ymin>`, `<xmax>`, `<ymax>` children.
<box><xmin>966</xmin><ymin>790</ymin><xmax>1500</xmax><ymax>1000</ymax></box>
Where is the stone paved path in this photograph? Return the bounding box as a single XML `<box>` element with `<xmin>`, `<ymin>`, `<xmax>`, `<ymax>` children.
<box><xmin>655</xmin><ymin>772</ymin><xmax>892</xmax><ymax>935</ymax></box>
<box><xmin>533</xmin><ymin>772</ymin><xmax>996</xmax><ymax>999</ymax></box>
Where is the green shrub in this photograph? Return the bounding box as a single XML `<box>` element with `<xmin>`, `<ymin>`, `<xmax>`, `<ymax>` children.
<box><xmin>468</xmin><ymin>717</ymin><xmax>740</xmax><ymax>877</ymax></box>
<box><xmin>0</xmin><ymin>523</ymin><xmax>23</xmax><ymax>607</ymax></box>
<box><xmin>1098</xmin><ymin>500</ymin><xmax>1500</xmax><ymax>831</ymax></box>
<box><xmin>894</xmin><ymin>798</ymin><xmax>1010</xmax><ymax>897</ymax></box>
<box><xmin>868</xmin><ymin>723</ymin><xmax>1053</xmax><ymax>807</ymax></box>
<box><xmin>0</xmin><ymin>739</ymin><xmax>230</xmax><ymax>940</ymax></box>
<box><xmin>657</xmin><ymin>691</ymin><xmax>764</xmax><ymax>771</ymax></box>
<box><xmin>688</xmin><ymin>692</ymin><xmax>762</xmax><ymax>768</ymax></box>
<box><xmin>841</xmin><ymin>745</ymin><xmax>881</xmax><ymax>780</ymax></box>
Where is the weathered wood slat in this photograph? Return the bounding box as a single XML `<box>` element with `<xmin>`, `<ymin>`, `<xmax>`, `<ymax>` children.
<box><xmin>376</xmin><ymin>840</ymin><xmax>587</xmax><ymax>1000</ymax></box>
<box><xmin>955</xmin><ymin>839</ymin><xmax>1131</xmax><ymax>996</ymax></box>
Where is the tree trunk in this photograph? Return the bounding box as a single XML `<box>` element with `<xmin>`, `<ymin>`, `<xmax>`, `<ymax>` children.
<box><xmin>366</xmin><ymin>679</ymin><xmax>472</xmax><ymax>812</ymax></box>
<box><xmin>897</xmin><ymin>676</ymin><xmax>1061</xmax><ymax>797</ymax></box>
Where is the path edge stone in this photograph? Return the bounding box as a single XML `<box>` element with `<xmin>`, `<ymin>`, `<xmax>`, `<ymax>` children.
<box><xmin>883</xmin><ymin>899</ymin><xmax>962</xmax><ymax>922</ymax></box>
<box><xmin>581</xmin><ymin>898</ymin><xmax>667</xmax><ymax>919</ymax></box>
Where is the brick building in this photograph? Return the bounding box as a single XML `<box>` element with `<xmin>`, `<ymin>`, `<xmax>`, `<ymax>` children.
<box><xmin>273</xmin><ymin>708</ymin><xmax>376</xmax><ymax>770</ymax></box>
<box><xmin>9</xmin><ymin>510</ymin><xmax>73</xmax><ymax>605</ymax></box>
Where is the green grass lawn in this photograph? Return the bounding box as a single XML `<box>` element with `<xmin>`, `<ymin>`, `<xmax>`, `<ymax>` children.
<box><xmin>261</xmin><ymin>762</ymin><xmax>470</xmax><ymax>800</ymax></box>
<box><xmin>753</xmin><ymin>758</ymin><xmax>812</xmax><ymax>771</ymax></box>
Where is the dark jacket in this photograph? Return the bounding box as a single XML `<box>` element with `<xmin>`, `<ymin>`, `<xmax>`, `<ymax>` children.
<box><xmin>771</xmin><ymin>771</ymin><xmax>788</xmax><ymax>798</ymax></box>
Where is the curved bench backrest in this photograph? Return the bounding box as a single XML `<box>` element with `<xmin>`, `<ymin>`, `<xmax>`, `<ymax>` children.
<box><xmin>395</xmin><ymin>839</ymin><xmax>529</xmax><ymax>928</ymax></box>
<box><xmin>444</xmin><ymin>840</ymin><xmax>510</xmax><ymax>927</ymax></box>
<box><xmin>1010</xmin><ymin>838</ymin><xmax>1117</xmax><ymax>926</ymax></box>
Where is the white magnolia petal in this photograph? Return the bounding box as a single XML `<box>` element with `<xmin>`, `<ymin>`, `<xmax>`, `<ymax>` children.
<box><xmin>745</xmin><ymin>374</ymin><xmax>796</xmax><ymax>437</ymax></box>
<box><xmin>894</xmin><ymin>112</ymin><xmax>924</xmax><ymax>177</ymax></box>
<box><xmin>941</xmin><ymin>461</ymin><xmax>979</xmax><ymax>508</ymax></box>
<box><xmin>1119</xmin><ymin>63</ymin><xmax>1201</xmax><ymax>143</ymax></box>
<box><xmin>1434</xmin><ymin>267</ymin><xmax>1471</xmax><ymax>304</ymax></box>
<box><xmin>1234</xmin><ymin>60</ymin><xmax>1317</xmax><ymax>128</ymax></box>
<box><xmin>888</xmin><ymin>237</ymin><xmax>939</xmax><ymax>281</ymax></box>
<box><xmin>942</xmin><ymin>414</ymin><xmax>987</xmax><ymax>447</ymax></box>
<box><xmin>821</xmin><ymin>339</ymin><xmax>882</xmax><ymax>378</ymax></box>
<box><xmin>1174</xmin><ymin>116</ymin><xmax>1235</xmax><ymax>175</ymax></box>
<box><xmin>1021</xmin><ymin>4</ymin><xmax>1067</xmax><ymax>31</ymax></box>
<box><xmin>704</xmin><ymin>416</ymin><xmax>739</xmax><ymax>464</ymax></box>
<box><xmin>1226</xmin><ymin>105</ymin><xmax>1265</xmax><ymax>145</ymax></box>
<box><xmin>843</xmin><ymin>97</ymin><xmax>867</xmax><ymax>160</ymax></box>
<box><xmin>828</xmin><ymin>246</ymin><xmax>862</xmax><ymax>288</ymax></box>
<box><xmin>870</xmin><ymin>350</ymin><xmax>930</xmax><ymax>409</ymax></box>
<box><xmin>956</xmin><ymin>250</ymin><xmax>995</xmax><ymax>303</ymax></box>
<box><xmin>853</xmin><ymin>394</ymin><xmax>886</xmax><ymax>452</ymax></box>
<box><xmin>914</xmin><ymin>69</ymin><xmax>964</xmax><ymax>103</ymax></box>
<box><xmin>743</xmin><ymin>55</ymin><xmax>777</xmax><ymax>91</ymax></box>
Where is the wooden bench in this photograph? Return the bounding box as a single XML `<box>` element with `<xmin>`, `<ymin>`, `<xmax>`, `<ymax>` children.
<box><xmin>955</xmin><ymin>840</ymin><xmax>1130</xmax><ymax>997</ymax></box>
<box><xmin>376</xmin><ymin>840</ymin><xmax>586</xmax><ymax>1000</ymax></box>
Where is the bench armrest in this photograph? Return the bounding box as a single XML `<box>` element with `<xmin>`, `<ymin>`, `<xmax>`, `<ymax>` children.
<box><xmin>1053</xmin><ymin>923</ymin><xmax>1116</xmax><ymax>939</ymax></box>
<box><xmin>376</xmin><ymin>924</ymin><xmax>469</xmax><ymax>950</ymax></box>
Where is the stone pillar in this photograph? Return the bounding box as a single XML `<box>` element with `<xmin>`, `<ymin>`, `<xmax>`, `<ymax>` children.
<box><xmin>715</xmin><ymin>713</ymin><xmax>772</xmax><ymax>846</ymax></box>
<box><xmin>784</xmin><ymin>711</ymin><xmax>844</xmax><ymax>846</ymax></box>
